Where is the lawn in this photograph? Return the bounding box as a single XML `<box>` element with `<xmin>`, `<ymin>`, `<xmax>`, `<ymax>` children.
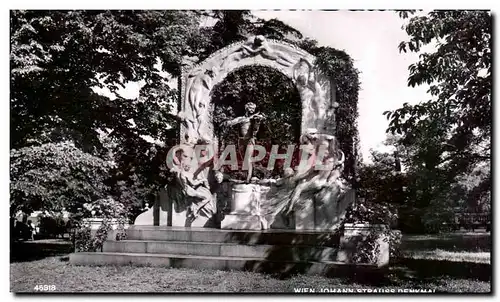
<box><xmin>10</xmin><ymin>234</ymin><xmax>491</xmax><ymax>294</ymax></box>
<box><xmin>400</xmin><ymin>233</ymin><xmax>491</xmax><ymax>252</ymax></box>
<box><xmin>401</xmin><ymin>249</ymin><xmax>490</xmax><ymax>264</ymax></box>
<box><xmin>10</xmin><ymin>255</ymin><xmax>491</xmax><ymax>293</ymax></box>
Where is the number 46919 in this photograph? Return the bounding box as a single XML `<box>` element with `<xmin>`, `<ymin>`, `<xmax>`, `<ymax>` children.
<box><xmin>33</xmin><ymin>285</ymin><xmax>56</xmax><ymax>291</ymax></box>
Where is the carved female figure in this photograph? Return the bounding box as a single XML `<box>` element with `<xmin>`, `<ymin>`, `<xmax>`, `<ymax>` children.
<box><xmin>186</xmin><ymin>67</ymin><xmax>217</xmax><ymax>140</ymax></box>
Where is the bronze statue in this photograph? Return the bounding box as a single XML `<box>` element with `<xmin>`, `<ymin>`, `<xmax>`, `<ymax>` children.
<box><xmin>221</xmin><ymin>102</ymin><xmax>266</xmax><ymax>183</ymax></box>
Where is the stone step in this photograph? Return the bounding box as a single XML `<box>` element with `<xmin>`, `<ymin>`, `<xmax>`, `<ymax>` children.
<box><xmin>126</xmin><ymin>226</ymin><xmax>341</xmax><ymax>247</ymax></box>
<box><xmin>69</xmin><ymin>252</ymin><xmax>381</xmax><ymax>277</ymax></box>
<box><xmin>103</xmin><ymin>240</ymin><xmax>339</xmax><ymax>262</ymax></box>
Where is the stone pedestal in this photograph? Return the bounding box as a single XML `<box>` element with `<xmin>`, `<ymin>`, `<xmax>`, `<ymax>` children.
<box><xmin>220</xmin><ymin>214</ymin><xmax>263</xmax><ymax>230</ymax></box>
<box><xmin>134</xmin><ymin>207</ymin><xmax>186</xmax><ymax>226</ymax></box>
<box><xmin>221</xmin><ymin>184</ymin><xmax>269</xmax><ymax>230</ymax></box>
<box><xmin>337</xmin><ymin>223</ymin><xmax>390</xmax><ymax>267</ymax></box>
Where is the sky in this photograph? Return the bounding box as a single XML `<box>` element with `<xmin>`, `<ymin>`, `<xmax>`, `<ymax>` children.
<box><xmin>95</xmin><ymin>10</ymin><xmax>433</xmax><ymax>162</ymax></box>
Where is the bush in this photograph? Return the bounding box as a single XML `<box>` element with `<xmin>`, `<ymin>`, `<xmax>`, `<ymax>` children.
<box><xmin>342</xmin><ymin>228</ymin><xmax>402</xmax><ymax>264</ymax></box>
<box><xmin>82</xmin><ymin>196</ymin><xmax>127</xmax><ymax>218</ymax></box>
<box><xmin>73</xmin><ymin>219</ymin><xmax>114</xmax><ymax>252</ymax></box>
<box><xmin>345</xmin><ymin>200</ymin><xmax>398</xmax><ymax>226</ymax></box>
<box><xmin>92</xmin><ymin>219</ymin><xmax>112</xmax><ymax>252</ymax></box>
<box><xmin>115</xmin><ymin>218</ymin><xmax>127</xmax><ymax>241</ymax></box>
<box><xmin>348</xmin><ymin>231</ymin><xmax>382</xmax><ymax>264</ymax></box>
<box><xmin>73</xmin><ymin>222</ymin><xmax>93</xmax><ymax>252</ymax></box>
<box><xmin>343</xmin><ymin>200</ymin><xmax>402</xmax><ymax>262</ymax></box>
<box><xmin>71</xmin><ymin>196</ymin><xmax>129</xmax><ymax>252</ymax></box>
<box><xmin>38</xmin><ymin>215</ymin><xmax>67</xmax><ymax>238</ymax></box>
<box><xmin>389</xmin><ymin>229</ymin><xmax>403</xmax><ymax>259</ymax></box>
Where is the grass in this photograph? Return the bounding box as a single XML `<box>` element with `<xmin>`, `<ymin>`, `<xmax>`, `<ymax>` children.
<box><xmin>10</xmin><ymin>255</ymin><xmax>491</xmax><ymax>293</ymax></box>
<box><xmin>400</xmin><ymin>233</ymin><xmax>491</xmax><ymax>252</ymax></box>
<box><xmin>401</xmin><ymin>249</ymin><xmax>490</xmax><ymax>264</ymax></box>
<box><xmin>10</xmin><ymin>232</ymin><xmax>492</xmax><ymax>293</ymax></box>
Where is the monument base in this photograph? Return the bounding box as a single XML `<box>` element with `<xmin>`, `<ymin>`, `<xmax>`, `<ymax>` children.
<box><xmin>71</xmin><ymin>225</ymin><xmax>389</xmax><ymax>277</ymax></box>
<box><xmin>134</xmin><ymin>207</ymin><xmax>187</xmax><ymax>226</ymax></box>
<box><xmin>336</xmin><ymin>223</ymin><xmax>390</xmax><ymax>267</ymax></box>
<box><xmin>220</xmin><ymin>214</ymin><xmax>266</xmax><ymax>230</ymax></box>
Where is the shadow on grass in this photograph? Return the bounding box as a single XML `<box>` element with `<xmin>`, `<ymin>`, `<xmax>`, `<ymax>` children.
<box><xmin>392</xmin><ymin>258</ymin><xmax>491</xmax><ymax>282</ymax></box>
<box><xmin>301</xmin><ymin>258</ymin><xmax>492</xmax><ymax>289</ymax></box>
<box><xmin>222</xmin><ymin>227</ymin><xmax>393</xmax><ymax>281</ymax></box>
<box><xmin>10</xmin><ymin>240</ymin><xmax>73</xmax><ymax>263</ymax></box>
<box><xmin>222</xmin><ymin>228</ymin><xmax>491</xmax><ymax>286</ymax></box>
<box><xmin>401</xmin><ymin>233</ymin><xmax>491</xmax><ymax>252</ymax></box>
<box><xmin>336</xmin><ymin>258</ymin><xmax>490</xmax><ymax>289</ymax></box>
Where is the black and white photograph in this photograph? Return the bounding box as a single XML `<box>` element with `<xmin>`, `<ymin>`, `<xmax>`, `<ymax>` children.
<box><xmin>8</xmin><ymin>6</ymin><xmax>492</xmax><ymax>294</ymax></box>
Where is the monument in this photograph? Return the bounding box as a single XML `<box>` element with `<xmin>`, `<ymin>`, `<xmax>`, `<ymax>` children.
<box><xmin>71</xmin><ymin>36</ymin><xmax>389</xmax><ymax>273</ymax></box>
<box><xmin>134</xmin><ymin>35</ymin><xmax>352</xmax><ymax>231</ymax></box>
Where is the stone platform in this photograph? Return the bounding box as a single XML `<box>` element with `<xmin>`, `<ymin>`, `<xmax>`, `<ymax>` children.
<box><xmin>70</xmin><ymin>225</ymin><xmax>388</xmax><ymax>276</ymax></box>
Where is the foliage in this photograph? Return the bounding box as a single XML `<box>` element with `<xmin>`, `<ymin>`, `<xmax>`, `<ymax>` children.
<box><xmin>81</xmin><ymin>196</ymin><xmax>127</xmax><ymax>219</ymax></box>
<box><xmin>71</xmin><ymin>197</ymin><xmax>128</xmax><ymax>249</ymax></box>
<box><xmin>73</xmin><ymin>222</ymin><xmax>93</xmax><ymax>252</ymax></box>
<box><xmin>356</xmin><ymin>138</ymin><xmax>407</xmax><ymax>207</ymax></box>
<box><xmin>349</xmin><ymin>134</ymin><xmax>402</xmax><ymax>231</ymax></box>
<box><xmin>115</xmin><ymin>218</ymin><xmax>128</xmax><ymax>241</ymax></box>
<box><xmin>92</xmin><ymin>220</ymin><xmax>112</xmax><ymax>252</ymax></box>
<box><xmin>195</xmin><ymin>10</ymin><xmax>304</xmax><ymax>61</ymax></box>
<box><xmin>10</xmin><ymin>141</ymin><xmax>113</xmax><ymax>215</ymax></box>
<box><xmin>211</xmin><ymin>65</ymin><xmax>302</xmax><ymax>178</ymax></box>
<box><xmin>349</xmin><ymin>231</ymin><xmax>381</xmax><ymax>264</ymax></box>
<box><xmin>10</xmin><ymin>10</ymin><xmax>206</xmax><ymax>215</ymax></box>
<box><xmin>38</xmin><ymin>214</ymin><xmax>67</xmax><ymax>238</ymax></box>
<box><xmin>389</xmin><ymin>230</ymin><xmax>403</xmax><ymax>259</ymax></box>
<box><xmin>73</xmin><ymin>219</ymin><xmax>114</xmax><ymax>252</ymax></box>
<box><xmin>383</xmin><ymin>10</ymin><xmax>491</xmax><ymax>229</ymax></box>
<box><xmin>342</xmin><ymin>226</ymin><xmax>402</xmax><ymax>264</ymax></box>
<box><xmin>357</xmin><ymin>131</ymin><xmax>490</xmax><ymax>233</ymax></box>
<box><xmin>11</xmin><ymin>10</ymin><xmax>201</xmax><ymax>150</ymax></box>
<box><xmin>10</xmin><ymin>10</ymin><xmax>361</xmax><ymax>217</ymax></box>
<box><xmin>109</xmin><ymin>175</ymin><xmax>155</xmax><ymax>223</ymax></box>
<box><xmin>302</xmin><ymin>45</ymin><xmax>361</xmax><ymax>183</ymax></box>
<box><xmin>345</xmin><ymin>201</ymin><xmax>398</xmax><ymax>227</ymax></box>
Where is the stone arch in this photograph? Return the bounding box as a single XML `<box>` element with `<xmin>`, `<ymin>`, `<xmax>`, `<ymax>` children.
<box><xmin>179</xmin><ymin>36</ymin><xmax>337</xmax><ymax>146</ymax></box>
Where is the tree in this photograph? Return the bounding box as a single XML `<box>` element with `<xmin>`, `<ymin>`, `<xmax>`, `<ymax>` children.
<box><xmin>311</xmin><ymin>47</ymin><xmax>361</xmax><ymax>183</ymax></box>
<box><xmin>357</xmin><ymin>149</ymin><xmax>406</xmax><ymax>205</ymax></box>
<box><xmin>10</xmin><ymin>10</ymin><xmax>205</xmax><ymax>215</ymax></box>
<box><xmin>10</xmin><ymin>141</ymin><xmax>113</xmax><ymax>216</ymax></box>
<box><xmin>11</xmin><ymin>10</ymin><xmax>203</xmax><ymax>150</ymax></box>
<box><xmin>10</xmin><ymin>10</ymin><xmax>362</xmax><ymax>218</ymax></box>
<box><xmin>351</xmin><ymin>134</ymin><xmax>406</xmax><ymax>227</ymax></box>
<box><xmin>195</xmin><ymin>10</ymin><xmax>304</xmax><ymax>61</ymax></box>
<box><xmin>383</xmin><ymin>11</ymin><xmax>491</xmax><ymax>228</ymax></box>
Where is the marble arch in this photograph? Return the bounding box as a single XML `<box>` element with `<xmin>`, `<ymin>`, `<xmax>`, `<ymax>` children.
<box><xmin>178</xmin><ymin>35</ymin><xmax>338</xmax><ymax>146</ymax></box>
